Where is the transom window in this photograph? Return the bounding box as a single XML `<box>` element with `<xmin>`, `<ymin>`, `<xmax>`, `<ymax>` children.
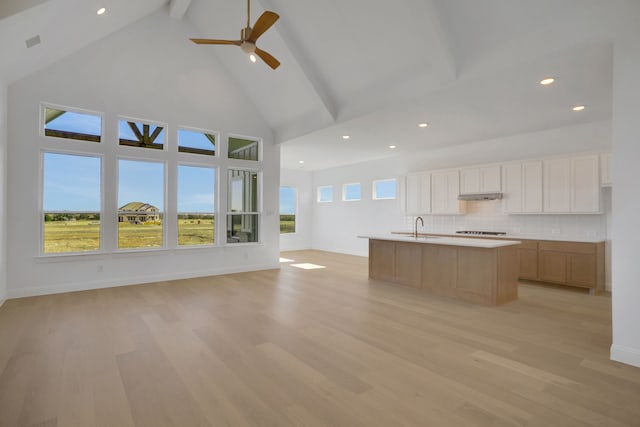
<box><xmin>317</xmin><ymin>185</ymin><xmax>333</xmax><ymax>203</ymax></box>
<box><xmin>42</xmin><ymin>105</ymin><xmax>102</xmax><ymax>143</ymax></box>
<box><xmin>228</xmin><ymin>136</ymin><xmax>259</xmax><ymax>161</ymax></box>
<box><xmin>118</xmin><ymin>118</ymin><xmax>166</xmax><ymax>150</ymax></box>
<box><xmin>343</xmin><ymin>183</ymin><xmax>361</xmax><ymax>201</ymax></box>
<box><xmin>178</xmin><ymin>128</ymin><xmax>217</xmax><ymax>156</ymax></box>
<box><xmin>373</xmin><ymin>178</ymin><xmax>397</xmax><ymax>200</ymax></box>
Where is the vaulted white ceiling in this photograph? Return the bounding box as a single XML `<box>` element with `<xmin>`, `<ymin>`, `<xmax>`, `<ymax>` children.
<box><xmin>0</xmin><ymin>0</ymin><xmax>625</xmax><ymax>170</ymax></box>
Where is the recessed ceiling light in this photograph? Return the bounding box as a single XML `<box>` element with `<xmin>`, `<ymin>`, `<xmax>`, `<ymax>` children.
<box><xmin>572</xmin><ymin>105</ymin><xmax>585</xmax><ymax>111</ymax></box>
<box><xmin>342</xmin><ymin>135</ymin><xmax>350</xmax><ymax>140</ymax></box>
<box><xmin>97</xmin><ymin>7</ymin><xmax>106</xmax><ymax>15</ymax></box>
<box><xmin>540</xmin><ymin>77</ymin><xmax>555</xmax><ymax>85</ymax></box>
<box><xmin>418</xmin><ymin>123</ymin><xmax>429</xmax><ymax>128</ymax></box>
<box><xmin>389</xmin><ymin>145</ymin><xmax>397</xmax><ymax>149</ymax></box>
<box><xmin>298</xmin><ymin>160</ymin><xmax>305</xmax><ymax>164</ymax></box>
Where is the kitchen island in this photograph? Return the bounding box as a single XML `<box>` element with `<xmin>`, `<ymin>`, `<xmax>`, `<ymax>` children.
<box><xmin>361</xmin><ymin>234</ymin><xmax>521</xmax><ymax>306</ymax></box>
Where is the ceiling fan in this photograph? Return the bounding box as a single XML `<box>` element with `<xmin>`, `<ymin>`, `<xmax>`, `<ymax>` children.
<box><xmin>191</xmin><ymin>0</ymin><xmax>280</xmax><ymax>69</ymax></box>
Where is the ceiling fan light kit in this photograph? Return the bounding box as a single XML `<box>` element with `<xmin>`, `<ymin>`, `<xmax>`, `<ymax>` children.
<box><xmin>190</xmin><ymin>0</ymin><xmax>280</xmax><ymax>69</ymax></box>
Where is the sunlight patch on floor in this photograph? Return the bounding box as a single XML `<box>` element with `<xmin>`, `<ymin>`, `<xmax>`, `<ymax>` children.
<box><xmin>290</xmin><ymin>263</ymin><xmax>326</xmax><ymax>270</ymax></box>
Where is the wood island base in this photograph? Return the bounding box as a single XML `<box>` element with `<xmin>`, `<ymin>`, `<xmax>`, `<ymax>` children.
<box><xmin>368</xmin><ymin>239</ymin><xmax>519</xmax><ymax>306</ymax></box>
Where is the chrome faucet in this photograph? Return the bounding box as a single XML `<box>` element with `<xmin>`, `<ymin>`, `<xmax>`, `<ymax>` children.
<box><xmin>414</xmin><ymin>216</ymin><xmax>424</xmax><ymax>238</ymax></box>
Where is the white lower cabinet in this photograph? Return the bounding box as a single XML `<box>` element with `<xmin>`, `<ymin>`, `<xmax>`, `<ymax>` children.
<box><xmin>431</xmin><ymin>169</ymin><xmax>464</xmax><ymax>214</ymax></box>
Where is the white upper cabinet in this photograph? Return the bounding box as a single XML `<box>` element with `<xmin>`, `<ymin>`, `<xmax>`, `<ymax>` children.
<box><xmin>431</xmin><ymin>169</ymin><xmax>465</xmax><ymax>214</ymax></box>
<box><xmin>600</xmin><ymin>152</ymin><xmax>611</xmax><ymax>187</ymax></box>
<box><xmin>460</xmin><ymin>165</ymin><xmax>501</xmax><ymax>194</ymax></box>
<box><xmin>502</xmin><ymin>161</ymin><xmax>543</xmax><ymax>213</ymax></box>
<box><xmin>544</xmin><ymin>154</ymin><xmax>600</xmax><ymax>214</ymax></box>
<box><xmin>404</xmin><ymin>172</ymin><xmax>431</xmax><ymax>215</ymax></box>
<box><xmin>544</xmin><ymin>158</ymin><xmax>572</xmax><ymax>213</ymax></box>
<box><xmin>571</xmin><ymin>155</ymin><xmax>600</xmax><ymax>213</ymax></box>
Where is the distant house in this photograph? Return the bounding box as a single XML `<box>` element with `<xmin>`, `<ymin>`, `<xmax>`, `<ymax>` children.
<box><xmin>118</xmin><ymin>202</ymin><xmax>160</xmax><ymax>224</ymax></box>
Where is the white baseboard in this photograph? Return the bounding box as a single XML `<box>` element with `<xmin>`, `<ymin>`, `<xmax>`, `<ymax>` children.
<box><xmin>7</xmin><ymin>262</ymin><xmax>280</xmax><ymax>299</ymax></box>
<box><xmin>611</xmin><ymin>344</ymin><xmax>640</xmax><ymax>368</ymax></box>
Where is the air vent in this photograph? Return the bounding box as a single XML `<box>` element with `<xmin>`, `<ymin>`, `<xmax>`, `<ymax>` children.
<box><xmin>457</xmin><ymin>193</ymin><xmax>503</xmax><ymax>201</ymax></box>
<box><xmin>25</xmin><ymin>35</ymin><xmax>41</xmax><ymax>48</ymax></box>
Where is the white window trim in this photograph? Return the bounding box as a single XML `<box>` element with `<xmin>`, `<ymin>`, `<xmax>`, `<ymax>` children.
<box><xmin>40</xmin><ymin>102</ymin><xmax>104</xmax><ymax>142</ymax></box>
<box><xmin>177</xmin><ymin>125</ymin><xmax>220</xmax><ymax>158</ymax></box>
<box><xmin>317</xmin><ymin>185</ymin><xmax>333</xmax><ymax>203</ymax></box>
<box><xmin>372</xmin><ymin>178</ymin><xmax>397</xmax><ymax>200</ymax></box>
<box><xmin>342</xmin><ymin>182</ymin><xmax>362</xmax><ymax>202</ymax></box>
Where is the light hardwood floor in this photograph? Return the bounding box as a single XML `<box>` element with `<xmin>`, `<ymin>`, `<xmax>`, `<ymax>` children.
<box><xmin>1</xmin><ymin>250</ymin><xmax>639</xmax><ymax>426</ymax></box>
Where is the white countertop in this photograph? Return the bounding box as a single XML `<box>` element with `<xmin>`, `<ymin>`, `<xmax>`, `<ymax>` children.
<box><xmin>359</xmin><ymin>234</ymin><xmax>521</xmax><ymax>248</ymax></box>
<box><xmin>399</xmin><ymin>231</ymin><xmax>605</xmax><ymax>243</ymax></box>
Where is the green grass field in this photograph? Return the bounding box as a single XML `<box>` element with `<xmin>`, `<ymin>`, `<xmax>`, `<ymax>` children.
<box><xmin>44</xmin><ymin>219</ymin><xmax>216</xmax><ymax>253</ymax></box>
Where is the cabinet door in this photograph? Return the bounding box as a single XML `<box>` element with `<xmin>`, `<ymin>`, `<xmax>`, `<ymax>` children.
<box><xmin>518</xmin><ymin>248</ymin><xmax>538</xmax><ymax>280</ymax></box>
<box><xmin>566</xmin><ymin>253</ymin><xmax>597</xmax><ymax>288</ymax></box>
<box><xmin>480</xmin><ymin>165</ymin><xmax>501</xmax><ymax>192</ymax></box>
<box><xmin>544</xmin><ymin>158</ymin><xmax>571</xmax><ymax>213</ymax></box>
<box><xmin>405</xmin><ymin>172</ymin><xmax>431</xmax><ymax>214</ymax></box>
<box><xmin>502</xmin><ymin>163</ymin><xmax>523</xmax><ymax>213</ymax></box>
<box><xmin>460</xmin><ymin>168</ymin><xmax>480</xmax><ymax>194</ymax></box>
<box><xmin>431</xmin><ymin>170</ymin><xmax>462</xmax><ymax>214</ymax></box>
<box><xmin>522</xmin><ymin>161</ymin><xmax>543</xmax><ymax>213</ymax></box>
<box><xmin>571</xmin><ymin>155</ymin><xmax>600</xmax><ymax>213</ymax></box>
<box><xmin>538</xmin><ymin>251</ymin><xmax>567</xmax><ymax>283</ymax></box>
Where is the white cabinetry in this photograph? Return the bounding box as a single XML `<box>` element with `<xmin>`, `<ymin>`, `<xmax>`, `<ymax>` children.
<box><xmin>460</xmin><ymin>165</ymin><xmax>501</xmax><ymax>194</ymax></box>
<box><xmin>600</xmin><ymin>152</ymin><xmax>611</xmax><ymax>186</ymax></box>
<box><xmin>502</xmin><ymin>161</ymin><xmax>543</xmax><ymax>213</ymax></box>
<box><xmin>431</xmin><ymin>170</ymin><xmax>464</xmax><ymax>214</ymax></box>
<box><xmin>404</xmin><ymin>172</ymin><xmax>431</xmax><ymax>214</ymax></box>
<box><xmin>544</xmin><ymin>155</ymin><xmax>600</xmax><ymax>213</ymax></box>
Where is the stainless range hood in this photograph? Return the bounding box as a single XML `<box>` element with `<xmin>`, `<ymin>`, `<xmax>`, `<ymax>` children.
<box><xmin>457</xmin><ymin>193</ymin><xmax>503</xmax><ymax>201</ymax></box>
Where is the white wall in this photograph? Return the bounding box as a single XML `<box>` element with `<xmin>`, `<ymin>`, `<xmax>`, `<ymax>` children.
<box><xmin>6</xmin><ymin>9</ymin><xmax>280</xmax><ymax>298</ymax></box>
<box><xmin>280</xmin><ymin>168</ymin><xmax>313</xmax><ymax>251</ymax></box>
<box><xmin>0</xmin><ymin>75</ymin><xmax>7</xmax><ymax>304</ymax></box>
<box><xmin>611</xmin><ymin>2</ymin><xmax>640</xmax><ymax>368</ymax></box>
<box><xmin>311</xmin><ymin>121</ymin><xmax>611</xmax><ymax>258</ymax></box>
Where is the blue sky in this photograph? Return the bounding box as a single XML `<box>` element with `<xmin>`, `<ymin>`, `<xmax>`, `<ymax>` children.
<box><xmin>280</xmin><ymin>187</ymin><xmax>296</xmax><ymax>214</ymax></box>
<box><xmin>44</xmin><ymin>113</ymin><xmax>217</xmax><ymax>213</ymax></box>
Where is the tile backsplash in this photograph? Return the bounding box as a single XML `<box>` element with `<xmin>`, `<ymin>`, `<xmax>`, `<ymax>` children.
<box><xmin>407</xmin><ymin>193</ymin><xmax>610</xmax><ymax>241</ymax></box>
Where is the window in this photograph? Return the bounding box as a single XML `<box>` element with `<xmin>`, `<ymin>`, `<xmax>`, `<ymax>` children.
<box><xmin>228</xmin><ymin>136</ymin><xmax>259</xmax><ymax>161</ymax></box>
<box><xmin>178</xmin><ymin>128</ymin><xmax>217</xmax><ymax>156</ymax></box>
<box><xmin>343</xmin><ymin>183</ymin><xmax>361</xmax><ymax>201</ymax></box>
<box><xmin>373</xmin><ymin>178</ymin><xmax>397</xmax><ymax>200</ymax></box>
<box><xmin>118</xmin><ymin>159</ymin><xmax>165</xmax><ymax>249</ymax></box>
<box><xmin>119</xmin><ymin>118</ymin><xmax>166</xmax><ymax>150</ymax></box>
<box><xmin>178</xmin><ymin>165</ymin><xmax>216</xmax><ymax>246</ymax></box>
<box><xmin>279</xmin><ymin>187</ymin><xmax>296</xmax><ymax>234</ymax></box>
<box><xmin>317</xmin><ymin>185</ymin><xmax>333</xmax><ymax>203</ymax></box>
<box><xmin>42</xmin><ymin>152</ymin><xmax>101</xmax><ymax>254</ymax></box>
<box><xmin>42</xmin><ymin>105</ymin><xmax>102</xmax><ymax>143</ymax></box>
<box><xmin>227</xmin><ymin>169</ymin><xmax>260</xmax><ymax>243</ymax></box>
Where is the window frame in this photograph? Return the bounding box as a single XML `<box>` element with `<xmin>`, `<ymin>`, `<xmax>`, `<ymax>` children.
<box><xmin>279</xmin><ymin>186</ymin><xmax>297</xmax><ymax>234</ymax></box>
<box><xmin>177</xmin><ymin>162</ymin><xmax>218</xmax><ymax>247</ymax></box>
<box><xmin>342</xmin><ymin>182</ymin><xmax>362</xmax><ymax>202</ymax></box>
<box><xmin>40</xmin><ymin>102</ymin><xmax>104</xmax><ymax>143</ymax></box>
<box><xmin>117</xmin><ymin>115</ymin><xmax>168</xmax><ymax>151</ymax></box>
<box><xmin>177</xmin><ymin>126</ymin><xmax>219</xmax><ymax>157</ymax></box>
<box><xmin>317</xmin><ymin>185</ymin><xmax>333</xmax><ymax>203</ymax></box>
<box><xmin>116</xmin><ymin>157</ymin><xmax>167</xmax><ymax>251</ymax></box>
<box><xmin>39</xmin><ymin>149</ymin><xmax>104</xmax><ymax>256</ymax></box>
<box><xmin>226</xmin><ymin>167</ymin><xmax>262</xmax><ymax>244</ymax></box>
<box><xmin>372</xmin><ymin>178</ymin><xmax>397</xmax><ymax>200</ymax></box>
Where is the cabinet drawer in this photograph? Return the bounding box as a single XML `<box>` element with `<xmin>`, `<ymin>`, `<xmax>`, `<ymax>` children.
<box><xmin>518</xmin><ymin>240</ymin><xmax>538</xmax><ymax>250</ymax></box>
<box><xmin>538</xmin><ymin>241</ymin><xmax>596</xmax><ymax>254</ymax></box>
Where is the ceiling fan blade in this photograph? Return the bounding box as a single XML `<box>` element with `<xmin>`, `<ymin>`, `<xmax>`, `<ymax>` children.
<box><xmin>255</xmin><ymin>47</ymin><xmax>280</xmax><ymax>69</ymax></box>
<box><xmin>247</xmin><ymin>11</ymin><xmax>279</xmax><ymax>43</ymax></box>
<box><xmin>190</xmin><ymin>39</ymin><xmax>242</xmax><ymax>46</ymax></box>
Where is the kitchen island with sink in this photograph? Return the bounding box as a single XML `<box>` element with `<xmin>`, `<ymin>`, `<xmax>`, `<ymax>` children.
<box><xmin>360</xmin><ymin>234</ymin><xmax>521</xmax><ymax>306</ymax></box>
